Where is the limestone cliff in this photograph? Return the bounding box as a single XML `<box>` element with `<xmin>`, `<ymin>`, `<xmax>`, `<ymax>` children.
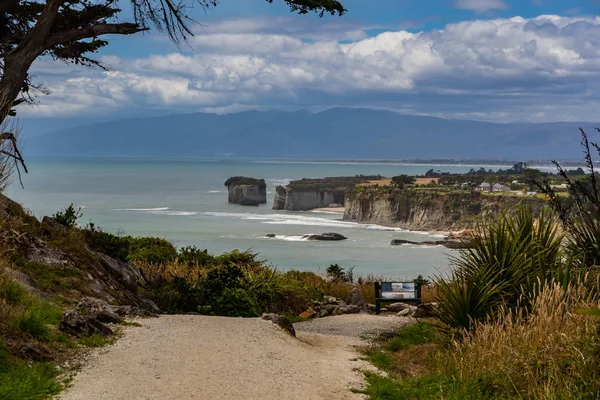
<box><xmin>272</xmin><ymin>176</ymin><xmax>380</xmax><ymax>211</ymax></box>
<box><xmin>344</xmin><ymin>189</ymin><xmax>546</xmax><ymax>231</ymax></box>
<box><xmin>224</xmin><ymin>177</ymin><xmax>267</xmax><ymax>206</ymax></box>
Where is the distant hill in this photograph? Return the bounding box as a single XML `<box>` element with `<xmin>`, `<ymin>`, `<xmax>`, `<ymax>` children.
<box><xmin>24</xmin><ymin>108</ymin><xmax>598</xmax><ymax>160</ymax></box>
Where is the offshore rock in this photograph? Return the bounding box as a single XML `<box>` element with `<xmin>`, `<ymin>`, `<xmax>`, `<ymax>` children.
<box><xmin>225</xmin><ymin>177</ymin><xmax>267</xmax><ymax>206</ymax></box>
<box><xmin>302</xmin><ymin>233</ymin><xmax>347</xmax><ymax>241</ymax></box>
<box><xmin>272</xmin><ymin>185</ymin><xmax>287</xmax><ymax>210</ymax></box>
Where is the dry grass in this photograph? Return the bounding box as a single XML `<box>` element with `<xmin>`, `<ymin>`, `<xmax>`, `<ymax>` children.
<box><xmin>358</xmin><ymin>178</ymin><xmax>392</xmax><ymax>187</ymax></box>
<box><xmin>414</xmin><ymin>177</ymin><xmax>439</xmax><ymax>185</ymax></box>
<box><xmin>441</xmin><ymin>281</ymin><xmax>600</xmax><ymax>399</ymax></box>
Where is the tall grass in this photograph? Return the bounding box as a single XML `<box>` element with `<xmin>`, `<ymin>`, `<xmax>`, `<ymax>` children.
<box><xmin>440</xmin><ymin>282</ymin><xmax>600</xmax><ymax>399</ymax></box>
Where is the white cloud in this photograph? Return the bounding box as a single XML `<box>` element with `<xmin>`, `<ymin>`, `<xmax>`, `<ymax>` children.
<box><xmin>23</xmin><ymin>14</ymin><xmax>600</xmax><ymax>122</ymax></box>
<box><xmin>455</xmin><ymin>0</ymin><xmax>509</xmax><ymax>12</ymax></box>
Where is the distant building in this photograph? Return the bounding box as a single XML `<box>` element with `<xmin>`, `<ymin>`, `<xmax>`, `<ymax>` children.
<box><xmin>527</xmin><ymin>191</ymin><xmax>538</xmax><ymax>196</ymax></box>
<box><xmin>477</xmin><ymin>182</ymin><xmax>510</xmax><ymax>192</ymax></box>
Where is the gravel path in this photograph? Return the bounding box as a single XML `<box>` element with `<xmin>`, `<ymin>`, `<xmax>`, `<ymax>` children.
<box><xmin>60</xmin><ymin>314</ymin><xmax>410</xmax><ymax>400</ymax></box>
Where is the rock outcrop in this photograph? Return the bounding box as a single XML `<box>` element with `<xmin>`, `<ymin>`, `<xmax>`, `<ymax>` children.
<box><xmin>224</xmin><ymin>176</ymin><xmax>267</xmax><ymax>206</ymax></box>
<box><xmin>303</xmin><ymin>233</ymin><xmax>347</xmax><ymax>241</ymax></box>
<box><xmin>390</xmin><ymin>231</ymin><xmax>475</xmax><ymax>249</ymax></box>
<box><xmin>272</xmin><ymin>176</ymin><xmax>381</xmax><ymax>211</ymax></box>
<box><xmin>261</xmin><ymin>313</ymin><xmax>296</xmax><ymax>337</ymax></box>
<box><xmin>59</xmin><ymin>297</ymin><xmax>123</xmax><ymax>336</ymax></box>
<box><xmin>345</xmin><ymin>190</ymin><xmax>546</xmax><ymax>231</ymax></box>
<box><xmin>345</xmin><ymin>287</ymin><xmax>369</xmax><ymax>312</ymax></box>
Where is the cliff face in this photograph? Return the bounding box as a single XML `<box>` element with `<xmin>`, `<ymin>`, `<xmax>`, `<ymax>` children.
<box><xmin>281</xmin><ymin>189</ymin><xmax>345</xmax><ymax>211</ymax></box>
<box><xmin>344</xmin><ymin>190</ymin><xmax>546</xmax><ymax>231</ymax></box>
<box><xmin>228</xmin><ymin>185</ymin><xmax>267</xmax><ymax>206</ymax></box>
<box><xmin>272</xmin><ymin>186</ymin><xmax>287</xmax><ymax>210</ymax></box>
<box><xmin>225</xmin><ymin>176</ymin><xmax>267</xmax><ymax>206</ymax></box>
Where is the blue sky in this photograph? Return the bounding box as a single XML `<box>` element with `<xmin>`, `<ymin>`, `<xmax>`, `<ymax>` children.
<box><xmin>21</xmin><ymin>0</ymin><xmax>600</xmax><ymax>129</ymax></box>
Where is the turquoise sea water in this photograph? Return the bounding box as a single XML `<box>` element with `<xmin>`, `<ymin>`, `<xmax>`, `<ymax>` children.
<box><xmin>5</xmin><ymin>158</ymin><xmax>521</xmax><ymax>279</ymax></box>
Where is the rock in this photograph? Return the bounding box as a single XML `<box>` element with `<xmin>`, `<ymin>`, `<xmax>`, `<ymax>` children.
<box><xmin>324</xmin><ymin>304</ymin><xmax>338</xmax><ymax>314</ymax></box>
<box><xmin>341</xmin><ymin>305</ymin><xmax>361</xmax><ymax>314</ymax></box>
<box><xmin>111</xmin><ymin>305</ymin><xmax>159</xmax><ymax>318</ymax></box>
<box><xmin>387</xmin><ymin>303</ymin><xmax>410</xmax><ymax>312</ymax></box>
<box><xmin>390</xmin><ymin>239</ymin><xmax>419</xmax><ymax>246</ymax></box>
<box><xmin>319</xmin><ymin>309</ymin><xmax>329</xmax><ymax>318</ymax></box>
<box><xmin>302</xmin><ymin>232</ymin><xmax>347</xmax><ymax>241</ymax></box>
<box><xmin>328</xmin><ymin>203</ymin><xmax>342</xmax><ymax>208</ymax></box>
<box><xmin>345</xmin><ymin>287</ymin><xmax>369</xmax><ymax>312</ymax></box>
<box><xmin>41</xmin><ymin>216</ymin><xmax>67</xmax><ymax>233</ymax></box>
<box><xmin>96</xmin><ymin>252</ymin><xmax>142</xmax><ymax>293</ymax></box>
<box><xmin>19</xmin><ymin>343</ymin><xmax>53</xmax><ymax>362</ymax></box>
<box><xmin>368</xmin><ymin>303</ymin><xmax>377</xmax><ymax>312</ymax></box>
<box><xmin>332</xmin><ymin>306</ymin><xmax>344</xmax><ymax>316</ymax></box>
<box><xmin>414</xmin><ymin>302</ymin><xmax>438</xmax><ymax>318</ymax></box>
<box><xmin>261</xmin><ymin>313</ymin><xmax>296</xmax><ymax>337</ymax></box>
<box><xmin>59</xmin><ymin>297</ymin><xmax>123</xmax><ymax>337</ymax></box>
<box><xmin>224</xmin><ymin>177</ymin><xmax>267</xmax><ymax>206</ymax></box>
<box><xmin>396</xmin><ymin>308</ymin><xmax>414</xmax><ymax>317</ymax></box>
<box><xmin>272</xmin><ymin>186</ymin><xmax>287</xmax><ymax>210</ymax></box>
<box><xmin>299</xmin><ymin>307</ymin><xmax>317</xmax><ymax>318</ymax></box>
<box><xmin>265</xmin><ymin>234</ymin><xmax>276</xmax><ymax>238</ymax></box>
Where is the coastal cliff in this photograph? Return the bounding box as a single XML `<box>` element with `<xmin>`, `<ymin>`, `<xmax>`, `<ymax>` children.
<box><xmin>225</xmin><ymin>177</ymin><xmax>267</xmax><ymax>206</ymax></box>
<box><xmin>344</xmin><ymin>189</ymin><xmax>546</xmax><ymax>231</ymax></box>
<box><xmin>273</xmin><ymin>176</ymin><xmax>380</xmax><ymax>211</ymax></box>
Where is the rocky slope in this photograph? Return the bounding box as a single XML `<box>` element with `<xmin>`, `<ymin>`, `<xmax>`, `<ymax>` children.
<box><xmin>225</xmin><ymin>177</ymin><xmax>267</xmax><ymax>206</ymax></box>
<box><xmin>344</xmin><ymin>189</ymin><xmax>546</xmax><ymax>231</ymax></box>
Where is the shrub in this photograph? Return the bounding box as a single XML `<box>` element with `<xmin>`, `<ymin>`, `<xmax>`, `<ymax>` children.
<box><xmin>127</xmin><ymin>237</ymin><xmax>177</xmax><ymax>264</ymax></box>
<box><xmin>177</xmin><ymin>246</ymin><xmax>214</xmax><ymax>267</ymax></box>
<box><xmin>52</xmin><ymin>203</ymin><xmax>82</xmax><ymax>228</ymax></box>
<box><xmin>434</xmin><ymin>206</ymin><xmax>567</xmax><ymax>331</ymax></box>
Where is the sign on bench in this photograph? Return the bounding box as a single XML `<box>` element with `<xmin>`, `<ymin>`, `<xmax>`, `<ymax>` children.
<box><xmin>375</xmin><ymin>281</ymin><xmax>421</xmax><ymax>315</ymax></box>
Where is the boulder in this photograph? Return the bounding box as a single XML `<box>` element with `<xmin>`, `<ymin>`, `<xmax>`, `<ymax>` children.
<box><xmin>303</xmin><ymin>232</ymin><xmax>347</xmax><ymax>241</ymax></box>
<box><xmin>332</xmin><ymin>306</ymin><xmax>344</xmax><ymax>316</ymax></box>
<box><xmin>96</xmin><ymin>252</ymin><xmax>142</xmax><ymax>293</ymax></box>
<box><xmin>59</xmin><ymin>297</ymin><xmax>122</xmax><ymax>337</ymax></box>
<box><xmin>265</xmin><ymin>234</ymin><xmax>276</xmax><ymax>238</ymax></box>
<box><xmin>341</xmin><ymin>305</ymin><xmax>361</xmax><ymax>314</ymax></box>
<box><xmin>396</xmin><ymin>308</ymin><xmax>413</xmax><ymax>317</ymax></box>
<box><xmin>324</xmin><ymin>304</ymin><xmax>338</xmax><ymax>314</ymax></box>
<box><xmin>261</xmin><ymin>313</ymin><xmax>296</xmax><ymax>337</ymax></box>
<box><xmin>328</xmin><ymin>203</ymin><xmax>342</xmax><ymax>208</ymax></box>
<box><xmin>319</xmin><ymin>309</ymin><xmax>330</xmax><ymax>318</ymax></box>
<box><xmin>387</xmin><ymin>303</ymin><xmax>410</xmax><ymax>312</ymax></box>
<box><xmin>345</xmin><ymin>287</ymin><xmax>369</xmax><ymax>312</ymax></box>
<box><xmin>323</xmin><ymin>296</ymin><xmax>342</xmax><ymax>305</ymax></box>
<box><xmin>414</xmin><ymin>302</ymin><xmax>438</xmax><ymax>318</ymax></box>
<box><xmin>390</xmin><ymin>239</ymin><xmax>419</xmax><ymax>246</ymax></box>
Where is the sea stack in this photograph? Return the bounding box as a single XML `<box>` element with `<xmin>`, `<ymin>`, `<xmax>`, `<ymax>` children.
<box><xmin>272</xmin><ymin>185</ymin><xmax>287</xmax><ymax>210</ymax></box>
<box><xmin>224</xmin><ymin>177</ymin><xmax>267</xmax><ymax>206</ymax></box>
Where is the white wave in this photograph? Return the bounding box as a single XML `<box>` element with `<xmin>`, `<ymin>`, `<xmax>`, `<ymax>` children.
<box><xmin>265</xmin><ymin>235</ymin><xmax>310</xmax><ymax>242</ymax></box>
<box><xmin>399</xmin><ymin>244</ymin><xmax>445</xmax><ymax>249</ymax></box>
<box><xmin>115</xmin><ymin>207</ymin><xmax>170</xmax><ymax>211</ymax></box>
<box><xmin>155</xmin><ymin>211</ymin><xmax>197</xmax><ymax>216</ymax></box>
<box><xmin>207</xmin><ymin>190</ymin><xmax>224</xmax><ymax>193</ymax></box>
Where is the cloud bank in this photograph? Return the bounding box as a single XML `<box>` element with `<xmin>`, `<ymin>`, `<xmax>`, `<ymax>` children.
<box><xmin>25</xmin><ymin>14</ymin><xmax>600</xmax><ymax>122</ymax></box>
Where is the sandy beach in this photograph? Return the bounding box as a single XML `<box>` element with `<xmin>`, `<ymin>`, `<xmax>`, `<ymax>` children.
<box><xmin>314</xmin><ymin>207</ymin><xmax>345</xmax><ymax>213</ymax></box>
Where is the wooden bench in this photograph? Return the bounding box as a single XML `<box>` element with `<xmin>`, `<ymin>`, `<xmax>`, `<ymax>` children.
<box><xmin>374</xmin><ymin>281</ymin><xmax>422</xmax><ymax>315</ymax></box>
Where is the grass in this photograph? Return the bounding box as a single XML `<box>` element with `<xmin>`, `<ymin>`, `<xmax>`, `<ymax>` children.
<box><xmin>78</xmin><ymin>333</ymin><xmax>117</xmax><ymax>348</ymax></box>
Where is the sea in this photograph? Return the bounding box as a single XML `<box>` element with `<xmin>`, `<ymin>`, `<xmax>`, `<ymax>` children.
<box><xmin>5</xmin><ymin>158</ymin><xmax>541</xmax><ymax>279</ymax></box>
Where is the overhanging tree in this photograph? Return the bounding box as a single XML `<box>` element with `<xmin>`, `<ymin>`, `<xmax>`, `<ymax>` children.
<box><xmin>0</xmin><ymin>0</ymin><xmax>346</xmax><ymax>167</ymax></box>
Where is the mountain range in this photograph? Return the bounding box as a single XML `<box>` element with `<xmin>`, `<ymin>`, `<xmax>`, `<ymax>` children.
<box><xmin>24</xmin><ymin>108</ymin><xmax>599</xmax><ymax>160</ymax></box>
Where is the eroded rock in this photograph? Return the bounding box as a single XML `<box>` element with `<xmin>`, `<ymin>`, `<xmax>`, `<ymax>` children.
<box><xmin>345</xmin><ymin>287</ymin><xmax>369</xmax><ymax>312</ymax></box>
<box><xmin>59</xmin><ymin>297</ymin><xmax>122</xmax><ymax>337</ymax></box>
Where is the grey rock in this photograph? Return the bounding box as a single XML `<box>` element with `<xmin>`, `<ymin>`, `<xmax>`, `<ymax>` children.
<box><xmin>225</xmin><ymin>177</ymin><xmax>267</xmax><ymax>206</ymax></box>
<box><xmin>396</xmin><ymin>308</ymin><xmax>413</xmax><ymax>317</ymax></box>
<box><xmin>387</xmin><ymin>303</ymin><xmax>410</xmax><ymax>312</ymax></box>
<box><xmin>319</xmin><ymin>309</ymin><xmax>329</xmax><ymax>318</ymax></box>
<box><xmin>261</xmin><ymin>313</ymin><xmax>296</xmax><ymax>337</ymax></box>
<box><xmin>97</xmin><ymin>252</ymin><xmax>141</xmax><ymax>293</ymax></box>
<box><xmin>324</xmin><ymin>304</ymin><xmax>338</xmax><ymax>314</ymax></box>
<box><xmin>111</xmin><ymin>305</ymin><xmax>159</xmax><ymax>317</ymax></box>
<box><xmin>345</xmin><ymin>287</ymin><xmax>369</xmax><ymax>312</ymax></box>
<box><xmin>41</xmin><ymin>216</ymin><xmax>68</xmax><ymax>233</ymax></box>
<box><xmin>414</xmin><ymin>302</ymin><xmax>438</xmax><ymax>318</ymax></box>
<box><xmin>265</xmin><ymin>234</ymin><xmax>276</xmax><ymax>238</ymax></box>
<box><xmin>59</xmin><ymin>297</ymin><xmax>122</xmax><ymax>337</ymax></box>
<box><xmin>332</xmin><ymin>306</ymin><xmax>344</xmax><ymax>316</ymax></box>
<box><xmin>390</xmin><ymin>239</ymin><xmax>419</xmax><ymax>246</ymax></box>
<box><xmin>302</xmin><ymin>232</ymin><xmax>347</xmax><ymax>241</ymax></box>
<box><xmin>341</xmin><ymin>305</ymin><xmax>361</xmax><ymax>314</ymax></box>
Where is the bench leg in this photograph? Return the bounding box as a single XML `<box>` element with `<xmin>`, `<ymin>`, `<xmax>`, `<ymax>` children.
<box><xmin>376</xmin><ymin>299</ymin><xmax>381</xmax><ymax>315</ymax></box>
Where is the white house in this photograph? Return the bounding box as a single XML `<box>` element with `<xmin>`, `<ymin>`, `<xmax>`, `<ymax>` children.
<box><xmin>478</xmin><ymin>182</ymin><xmax>510</xmax><ymax>192</ymax></box>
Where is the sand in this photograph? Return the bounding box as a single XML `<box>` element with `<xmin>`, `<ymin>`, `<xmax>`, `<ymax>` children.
<box><xmin>60</xmin><ymin>314</ymin><xmax>410</xmax><ymax>400</ymax></box>
<box><xmin>313</xmin><ymin>207</ymin><xmax>345</xmax><ymax>213</ymax></box>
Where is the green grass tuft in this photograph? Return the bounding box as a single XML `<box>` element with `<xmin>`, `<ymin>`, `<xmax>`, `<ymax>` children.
<box><xmin>386</xmin><ymin>322</ymin><xmax>434</xmax><ymax>352</ymax></box>
<box><xmin>78</xmin><ymin>333</ymin><xmax>116</xmax><ymax>348</ymax></box>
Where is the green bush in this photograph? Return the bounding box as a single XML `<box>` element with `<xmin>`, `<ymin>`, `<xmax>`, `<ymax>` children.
<box><xmin>177</xmin><ymin>246</ymin><xmax>214</xmax><ymax>266</ymax></box>
<box><xmin>0</xmin><ymin>277</ymin><xmax>28</xmax><ymax>305</ymax></box>
<box><xmin>52</xmin><ymin>203</ymin><xmax>82</xmax><ymax>228</ymax></box>
<box><xmin>127</xmin><ymin>237</ymin><xmax>177</xmax><ymax>264</ymax></box>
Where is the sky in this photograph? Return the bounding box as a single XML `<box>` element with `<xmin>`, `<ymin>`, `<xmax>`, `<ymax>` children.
<box><xmin>19</xmin><ymin>0</ymin><xmax>600</xmax><ymax>127</ymax></box>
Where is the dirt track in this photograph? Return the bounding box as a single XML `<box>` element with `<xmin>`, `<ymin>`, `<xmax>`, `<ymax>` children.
<box><xmin>60</xmin><ymin>314</ymin><xmax>409</xmax><ymax>400</ymax></box>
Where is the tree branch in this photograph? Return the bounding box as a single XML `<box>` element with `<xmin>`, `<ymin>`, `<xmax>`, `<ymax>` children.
<box><xmin>47</xmin><ymin>23</ymin><xmax>149</xmax><ymax>48</ymax></box>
